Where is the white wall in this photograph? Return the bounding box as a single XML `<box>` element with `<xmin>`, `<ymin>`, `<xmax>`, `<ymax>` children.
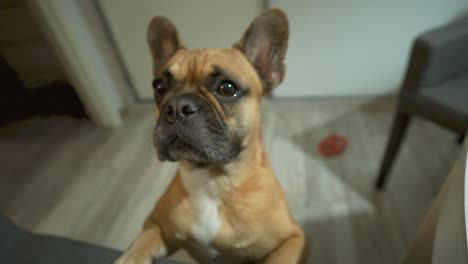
<box><xmin>99</xmin><ymin>0</ymin><xmax>263</xmax><ymax>100</ymax></box>
<box><xmin>271</xmin><ymin>0</ymin><xmax>468</xmax><ymax>97</ymax></box>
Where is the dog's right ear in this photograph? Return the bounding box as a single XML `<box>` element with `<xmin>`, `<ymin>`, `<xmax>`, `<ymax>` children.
<box><xmin>147</xmin><ymin>17</ymin><xmax>183</xmax><ymax>74</ymax></box>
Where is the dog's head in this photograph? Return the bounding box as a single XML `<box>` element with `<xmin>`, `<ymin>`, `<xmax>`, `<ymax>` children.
<box><xmin>149</xmin><ymin>9</ymin><xmax>289</xmax><ymax>167</ymax></box>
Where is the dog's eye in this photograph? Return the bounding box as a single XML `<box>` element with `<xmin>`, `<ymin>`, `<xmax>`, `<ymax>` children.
<box><xmin>152</xmin><ymin>79</ymin><xmax>167</xmax><ymax>96</ymax></box>
<box><xmin>217</xmin><ymin>81</ymin><xmax>239</xmax><ymax>97</ymax></box>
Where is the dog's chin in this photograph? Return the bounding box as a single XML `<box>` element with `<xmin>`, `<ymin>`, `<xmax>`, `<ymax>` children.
<box><xmin>156</xmin><ymin>135</ymin><xmax>242</xmax><ymax>167</ymax></box>
<box><xmin>165</xmin><ymin>137</ymin><xmax>198</xmax><ymax>162</ymax></box>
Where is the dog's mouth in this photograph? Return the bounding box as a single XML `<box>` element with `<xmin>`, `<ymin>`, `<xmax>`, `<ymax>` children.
<box><xmin>165</xmin><ymin>135</ymin><xmax>179</xmax><ymax>161</ymax></box>
<box><xmin>154</xmin><ymin>123</ymin><xmax>243</xmax><ymax>166</ymax></box>
<box><xmin>169</xmin><ymin>135</ymin><xmax>179</xmax><ymax>146</ymax></box>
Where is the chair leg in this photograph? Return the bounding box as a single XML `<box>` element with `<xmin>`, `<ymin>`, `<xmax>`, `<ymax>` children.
<box><xmin>375</xmin><ymin>111</ymin><xmax>412</xmax><ymax>190</ymax></box>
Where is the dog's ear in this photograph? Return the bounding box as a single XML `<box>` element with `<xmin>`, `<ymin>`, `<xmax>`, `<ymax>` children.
<box><xmin>234</xmin><ymin>9</ymin><xmax>289</xmax><ymax>94</ymax></box>
<box><xmin>147</xmin><ymin>16</ymin><xmax>183</xmax><ymax>74</ymax></box>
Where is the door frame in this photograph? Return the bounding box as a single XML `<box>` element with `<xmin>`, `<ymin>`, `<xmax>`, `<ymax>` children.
<box><xmin>27</xmin><ymin>0</ymin><xmax>126</xmax><ymax>127</ymax></box>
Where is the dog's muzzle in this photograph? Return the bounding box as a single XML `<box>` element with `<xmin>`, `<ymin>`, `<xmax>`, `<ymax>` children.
<box><xmin>153</xmin><ymin>93</ymin><xmax>242</xmax><ymax>166</ymax></box>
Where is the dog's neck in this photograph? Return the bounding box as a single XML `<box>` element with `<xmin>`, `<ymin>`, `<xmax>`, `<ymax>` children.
<box><xmin>178</xmin><ymin>124</ymin><xmax>266</xmax><ymax>197</ymax></box>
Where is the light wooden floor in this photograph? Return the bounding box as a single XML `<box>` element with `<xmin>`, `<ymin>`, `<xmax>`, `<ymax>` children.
<box><xmin>0</xmin><ymin>98</ymin><xmax>461</xmax><ymax>264</ymax></box>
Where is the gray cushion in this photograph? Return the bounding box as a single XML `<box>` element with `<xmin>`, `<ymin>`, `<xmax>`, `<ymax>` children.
<box><xmin>1</xmin><ymin>235</ymin><xmax>121</xmax><ymax>264</ymax></box>
<box><xmin>421</xmin><ymin>73</ymin><xmax>468</xmax><ymax>119</ymax></box>
<box><xmin>0</xmin><ymin>216</ymin><xmax>30</xmax><ymax>260</ymax></box>
<box><xmin>0</xmin><ymin>215</ymin><xmax>182</xmax><ymax>264</ymax></box>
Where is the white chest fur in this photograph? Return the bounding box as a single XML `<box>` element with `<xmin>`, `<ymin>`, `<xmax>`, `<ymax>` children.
<box><xmin>180</xmin><ymin>168</ymin><xmax>222</xmax><ymax>246</ymax></box>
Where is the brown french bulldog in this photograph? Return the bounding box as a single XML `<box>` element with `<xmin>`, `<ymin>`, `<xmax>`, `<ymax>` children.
<box><xmin>115</xmin><ymin>8</ymin><xmax>306</xmax><ymax>264</ymax></box>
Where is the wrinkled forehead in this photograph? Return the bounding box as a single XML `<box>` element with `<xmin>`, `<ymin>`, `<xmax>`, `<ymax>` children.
<box><xmin>158</xmin><ymin>48</ymin><xmax>262</xmax><ymax>92</ymax></box>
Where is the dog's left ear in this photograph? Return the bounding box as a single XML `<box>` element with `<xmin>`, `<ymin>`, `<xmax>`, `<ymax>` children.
<box><xmin>234</xmin><ymin>9</ymin><xmax>289</xmax><ymax>94</ymax></box>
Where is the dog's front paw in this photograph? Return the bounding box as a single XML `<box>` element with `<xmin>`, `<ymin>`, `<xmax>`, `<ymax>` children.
<box><xmin>114</xmin><ymin>251</ymin><xmax>152</xmax><ymax>264</ymax></box>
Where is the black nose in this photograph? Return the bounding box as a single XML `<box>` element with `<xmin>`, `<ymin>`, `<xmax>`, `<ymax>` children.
<box><xmin>163</xmin><ymin>94</ymin><xmax>201</xmax><ymax>121</ymax></box>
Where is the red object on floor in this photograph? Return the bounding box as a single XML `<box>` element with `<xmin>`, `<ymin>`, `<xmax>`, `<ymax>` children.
<box><xmin>318</xmin><ymin>134</ymin><xmax>347</xmax><ymax>157</ymax></box>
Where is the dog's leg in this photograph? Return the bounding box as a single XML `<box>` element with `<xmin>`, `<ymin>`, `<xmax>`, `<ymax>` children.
<box><xmin>264</xmin><ymin>230</ymin><xmax>307</xmax><ymax>264</ymax></box>
<box><xmin>114</xmin><ymin>222</ymin><xmax>169</xmax><ymax>264</ymax></box>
